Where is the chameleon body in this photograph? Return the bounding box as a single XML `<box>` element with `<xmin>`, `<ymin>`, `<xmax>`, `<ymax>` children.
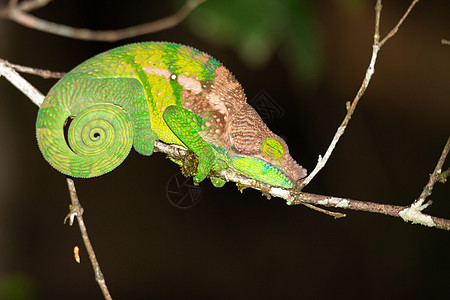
<box><xmin>36</xmin><ymin>42</ymin><xmax>307</xmax><ymax>188</ymax></box>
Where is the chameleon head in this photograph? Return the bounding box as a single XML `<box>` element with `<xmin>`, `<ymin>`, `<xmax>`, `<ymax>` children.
<box><xmin>226</xmin><ymin>104</ymin><xmax>307</xmax><ymax>189</ymax></box>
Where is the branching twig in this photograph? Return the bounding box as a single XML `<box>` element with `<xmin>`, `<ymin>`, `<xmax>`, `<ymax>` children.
<box><xmin>301</xmin><ymin>203</ymin><xmax>346</xmax><ymax>219</ymax></box>
<box><xmin>416</xmin><ymin>137</ymin><xmax>449</xmax><ymax>204</ymax></box>
<box><xmin>0</xmin><ymin>0</ymin><xmax>52</xmax><ymax>17</ymax></box>
<box><xmin>300</xmin><ymin>0</ymin><xmax>419</xmax><ymax>189</ymax></box>
<box><xmin>2</xmin><ymin>0</ymin><xmax>206</xmax><ymax>42</ymax></box>
<box><xmin>66</xmin><ymin>178</ymin><xmax>112</xmax><ymax>300</ymax></box>
<box><xmin>17</xmin><ymin>0</ymin><xmax>53</xmax><ymax>12</ymax></box>
<box><xmin>399</xmin><ymin>137</ymin><xmax>450</xmax><ymax>226</ymax></box>
<box><xmin>378</xmin><ymin>0</ymin><xmax>419</xmax><ymax>47</ymax></box>
<box><xmin>290</xmin><ymin>192</ymin><xmax>450</xmax><ymax>230</ymax></box>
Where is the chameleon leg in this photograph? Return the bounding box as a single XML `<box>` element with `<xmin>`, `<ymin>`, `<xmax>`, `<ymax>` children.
<box><xmin>163</xmin><ymin>105</ymin><xmax>216</xmax><ymax>184</ymax></box>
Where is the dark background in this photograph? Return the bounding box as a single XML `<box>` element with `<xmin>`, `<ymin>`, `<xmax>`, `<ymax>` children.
<box><xmin>0</xmin><ymin>0</ymin><xmax>449</xmax><ymax>299</ymax></box>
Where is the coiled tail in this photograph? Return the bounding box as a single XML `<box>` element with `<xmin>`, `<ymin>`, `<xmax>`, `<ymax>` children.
<box><xmin>36</xmin><ymin>76</ymin><xmax>156</xmax><ymax>178</ymax></box>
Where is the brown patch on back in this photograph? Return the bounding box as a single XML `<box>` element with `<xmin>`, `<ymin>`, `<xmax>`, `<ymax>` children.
<box><xmin>181</xmin><ymin>65</ymin><xmax>247</xmax><ymax>145</ymax></box>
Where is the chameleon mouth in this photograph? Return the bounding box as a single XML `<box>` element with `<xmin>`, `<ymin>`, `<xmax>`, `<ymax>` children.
<box><xmin>262</xmin><ymin>156</ymin><xmax>308</xmax><ymax>188</ymax></box>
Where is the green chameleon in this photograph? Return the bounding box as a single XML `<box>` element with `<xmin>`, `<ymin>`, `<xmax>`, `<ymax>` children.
<box><xmin>36</xmin><ymin>42</ymin><xmax>307</xmax><ymax>188</ymax></box>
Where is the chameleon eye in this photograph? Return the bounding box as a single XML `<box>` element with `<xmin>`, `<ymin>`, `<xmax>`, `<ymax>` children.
<box><xmin>260</xmin><ymin>138</ymin><xmax>283</xmax><ymax>160</ymax></box>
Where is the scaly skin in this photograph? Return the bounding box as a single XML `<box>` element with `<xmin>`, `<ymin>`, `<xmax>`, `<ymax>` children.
<box><xmin>36</xmin><ymin>42</ymin><xmax>307</xmax><ymax>188</ymax></box>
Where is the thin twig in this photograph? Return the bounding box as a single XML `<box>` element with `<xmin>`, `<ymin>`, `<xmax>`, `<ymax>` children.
<box><xmin>301</xmin><ymin>203</ymin><xmax>346</xmax><ymax>219</ymax></box>
<box><xmin>18</xmin><ymin>0</ymin><xmax>53</xmax><ymax>12</ymax></box>
<box><xmin>398</xmin><ymin>137</ymin><xmax>450</xmax><ymax>226</ymax></box>
<box><xmin>66</xmin><ymin>178</ymin><xmax>113</xmax><ymax>300</ymax></box>
<box><xmin>300</xmin><ymin>0</ymin><xmax>418</xmax><ymax>189</ymax></box>
<box><xmin>290</xmin><ymin>192</ymin><xmax>450</xmax><ymax>230</ymax></box>
<box><xmin>416</xmin><ymin>137</ymin><xmax>450</xmax><ymax>204</ymax></box>
<box><xmin>4</xmin><ymin>60</ymin><xmax>65</xmax><ymax>78</ymax></box>
<box><xmin>6</xmin><ymin>0</ymin><xmax>205</xmax><ymax>42</ymax></box>
<box><xmin>374</xmin><ymin>0</ymin><xmax>382</xmax><ymax>44</ymax></box>
<box><xmin>378</xmin><ymin>0</ymin><xmax>419</xmax><ymax>47</ymax></box>
<box><xmin>0</xmin><ymin>0</ymin><xmax>52</xmax><ymax>16</ymax></box>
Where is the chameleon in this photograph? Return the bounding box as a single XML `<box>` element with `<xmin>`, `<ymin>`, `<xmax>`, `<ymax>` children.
<box><xmin>36</xmin><ymin>42</ymin><xmax>307</xmax><ymax>189</ymax></box>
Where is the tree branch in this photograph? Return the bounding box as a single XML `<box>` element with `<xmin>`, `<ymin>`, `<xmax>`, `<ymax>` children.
<box><xmin>0</xmin><ymin>59</ymin><xmax>45</xmax><ymax>106</ymax></box>
<box><xmin>378</xmin><ymin>0</ymin><xmax>419</xmax><ymax>48</ymax></box>
<box><xmin>415</xmin><ymin>137</ymin><xmax>449</xmax><ymax>205</ymax></box>
<box><xmin>0</xmin><ymin>0</ymin><xmax>52</xmax><ymax>17</ymax></box>
<box><xmin>2</xmin><ymin>0</ymin><xmax>205</xmax><ymax>42</ymax></box>
<box><xmin>398</xmin><ymin>137</ymin><xmax>450</xmax><ymax>227</ymax></box>
<box><xmin>291</xmin><ymin>192</ymin><xmax>450</xmax><ymax>230</ymax></box>
<box><xmin>65</xmin><ymin>178</ymin><xmax>112</xmax><ymax>300</ymax></box>
<box><xmin>2</xmin><ymin>59</ymin><xmax>65</xmax><ymax>78</ymax></box>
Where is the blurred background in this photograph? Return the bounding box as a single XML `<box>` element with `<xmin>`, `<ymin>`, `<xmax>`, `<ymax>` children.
<box><xmin>0</xmin><ymin>0</ymin><xmax>449</xmax><ymax>299</ymax></box>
